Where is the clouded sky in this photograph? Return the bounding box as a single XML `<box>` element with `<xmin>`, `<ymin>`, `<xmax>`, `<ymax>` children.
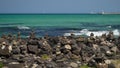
<box><xmin>0</xmin><ymin>0</ymin><xmax>120</xmax><ymax>13</ymax></box>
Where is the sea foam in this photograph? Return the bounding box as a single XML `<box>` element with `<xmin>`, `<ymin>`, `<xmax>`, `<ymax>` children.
<box><xmin>64</xmin><ymin>29</ymin><xmax>119</xmax><ymax>36</ymax></box>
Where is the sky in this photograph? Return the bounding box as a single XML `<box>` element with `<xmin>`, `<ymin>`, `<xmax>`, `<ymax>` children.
<box><xmin>0</xmin><ymin>0</ymin><xmax>120</xmax><ymax>13</ymax></box>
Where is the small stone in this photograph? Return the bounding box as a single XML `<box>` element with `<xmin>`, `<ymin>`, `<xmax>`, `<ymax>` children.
<box><xmin>65</xmin><ymin>44</ymin><xmax>71</xmax><ymax>50</ymax></box>
<box><xmin>31</xmin><ymin>63</ymin><xmax>38</xmax><ymax>68</ymax></box>
<box><xmin>9</xmin><ymin>62</ymin><xmax>19</xmax><ymax>64</ymax></box>
<box><xmin>70</xmin><ymin>62</ymin><xmax>78</xmax><ymax>68</ymax></box>
<box><xmin>106</xmin><ymin>51</ymin><xmax>112</xmax><ymax>55</ymax></box>
<box><xmin>104</xmin><ymin>60</ymin><xmax>111</xmax><ymax>64</ymax></box>
<box><xmin>2</xmin><ymin>66</ymin><xmax>9</xmax><ymax>68</ymax></box>
<box><xmin>56</xmin><ymin>51</ymin><xmax>61</xmax><ymax>55</ymax></box>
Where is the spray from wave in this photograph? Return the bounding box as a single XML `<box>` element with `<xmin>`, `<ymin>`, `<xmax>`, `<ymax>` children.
<box><xmin>64</xmin><ymin>29</ymin><xmax>120</xmax><ymax>36</ymax></box>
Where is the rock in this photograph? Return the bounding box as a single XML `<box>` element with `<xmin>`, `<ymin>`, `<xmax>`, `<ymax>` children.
<box><xmin>76</xmin><ymin>37</ymin><xmax>85</xmax><ymax>42</ymax></box>
<box><xmin>88</xmin><ymin>59</ymin><xmax>97</xmax><ymax>67</ymax></box>
<box><xmin>70</xmin><ymin>62</ymin><xmax>78</xmax><ymax>68</ymax></box>
<box><xmin>97</xmin><ymin>63</ymin><xmax>108</xmax><ymax>68</ymax></box>
<box><xmin>111</xmin><ymin>46</ymin><xmax>117</xmax><ymax>53</ymax></box>
<box><xmin>71</xmin><ymin>54</ymin><xmax>80</xmax><ymax>60</ymax></box>
<box><xmin>93</xmin><ymin>44</ymin><xmax>98</xmax><ymax>50</ymax></box>
<box><xmin>9</xmin><ymin>62</ymin><xmax>19</xmax><ymax>64</ymax></box>
<box><xmin>108</xmin><ymin>63</ymin><xmax>115</xmax><ymax>68</ymax></box>
<box><xmin>20</xmin><ymin>45</ymin><xmax>27</xmax><ymax>54</ymax></box>
<box><xmin>27</xmin><ymin>45</ymin><xmax>38</xmax><ymax>54</ymax></box>
<box><xmin>106</xmin><ymin>51</ymin><xmax>112</xmax><ymax>56</ymax></box>
<box><xmin>104</xmin><ymin>60</ymin><xmax>111</xmax><ymax>64</ymax></box>
<box><xmin>31</xmin><ymin>63</ymin><xmax>38</xmax><ymax>68</ymax></box>
<box><xmin>56</xmin><ymin>51</ymin><xmax>61</xmax><ymax>55</ymax></box>
<box><xmin>0</xmin><ymin>45</ymin><xmax>11</xmax><ymax>57</ymax></box>
<box><xmin>100</xmin><ymin>46</ymin><xmax>110</xmax><ymax>53</ymax></box>
<box><xmin>36</xmin><ymin>65</ymin><xmax>43</xmax><ymax>68</ymax></box>
<box><xmin>12</xmin><ymin>46</ymin><xmax>20</xmax><ymax>54</ymax></box>
<box><xmin>36</xmin><ymin>59</ymin><xmax>44</xmax><ymax>64</ymax></box>
<box><xmin>28</xmin><ymin>40</ymin><xmax>38</xmax><ymax>45</ymax></box>
<box><xmin>6</xmin><ymin>63</ymin><xmax>24</xmax><ymax>68</ymax></box>
<box><xmin>46</xmin><ymin>63</ymin><xmax>53</xmax><ymax>68</ymax></box>
<box><xmin>2</xmin><ymin>66</ymin><xmax>9</xmax><ymax>68</ymax></box>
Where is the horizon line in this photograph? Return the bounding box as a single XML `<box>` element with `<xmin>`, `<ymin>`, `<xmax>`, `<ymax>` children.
<box><xmin>0</xmin><ymin>12</ymin><xmax>120</xmax><ymax>14</ymax></box>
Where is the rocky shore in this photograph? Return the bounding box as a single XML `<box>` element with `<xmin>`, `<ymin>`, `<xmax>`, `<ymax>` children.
<box><xmin>0</xmin><ymin>31</ymin><xmax>120</xmax><ymax>68</ymax></box>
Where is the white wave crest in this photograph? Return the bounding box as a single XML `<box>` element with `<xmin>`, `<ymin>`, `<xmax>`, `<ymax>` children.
<box><xmin>113</xmin><ymin>29</ymin><xmax>119</xmax><ymax>36</ymax></box>
<box><xmin>64</xmin><ymin>29</ymin><xmax>119</xmax><ymax>36</ymax></box>
<box><xmin>106</xmin><ymin>26</ymin><xmax>112</xmax><ymax>28</ymax></box>
<box><xmin>17</xmin><ymin>26</ymin><xmax>30</xmax><ymax>30</ymax></box>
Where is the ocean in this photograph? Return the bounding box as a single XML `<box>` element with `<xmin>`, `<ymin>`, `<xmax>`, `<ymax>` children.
<box><xmin>0</xmin><ymin>14</ymin><xmax>120</xmax><ymax>37</ymax></box>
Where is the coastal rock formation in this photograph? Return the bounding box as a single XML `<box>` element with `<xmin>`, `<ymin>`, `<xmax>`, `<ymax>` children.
<box><xmin>0</xmin><ymin>32</ymin><xmax>120</xmax><ymax>68</ymax></box>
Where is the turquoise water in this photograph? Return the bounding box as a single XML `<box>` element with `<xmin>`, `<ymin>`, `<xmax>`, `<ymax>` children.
<box><xmin>0</xmin><ymin>14</ymin><xmax>120</xmax><ymax>36</ymax></box>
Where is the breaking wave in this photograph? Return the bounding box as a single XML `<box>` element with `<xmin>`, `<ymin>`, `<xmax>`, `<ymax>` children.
<box><xmin>17</xmin><ymin>26</ymin><xmax>30</xmax><ymax>30</ymax></box>
<box><xmin>64</xmin><ymin>29</ymin><xmax>120</xmax><ymax>36</ymax></box>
